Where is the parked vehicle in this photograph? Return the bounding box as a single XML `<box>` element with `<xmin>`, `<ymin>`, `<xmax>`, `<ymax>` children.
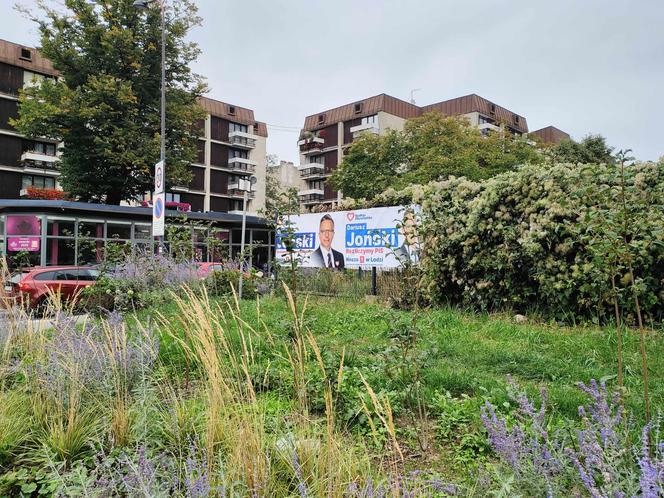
<box><xmin>4</xmin><ymin>266</ymin><xmax>100</xmax><ymax>309</ymax></box>
<box><xmin>194</xmin><ymin>262</ymin><xmax>225</xmax><ymax>278</ymax></box>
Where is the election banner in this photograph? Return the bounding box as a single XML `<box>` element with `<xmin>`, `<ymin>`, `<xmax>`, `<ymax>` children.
<box><xmin>276</xmin><ymin>206</ymin><xmax>419</xmax><ymax>269</ymax></box>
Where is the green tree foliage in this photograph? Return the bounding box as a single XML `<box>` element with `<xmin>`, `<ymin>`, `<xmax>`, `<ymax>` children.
<box><xmin>548</xmin><ymin>134</ymin><xmax>615</xmax><ymax>164</ymax></box>
<box><xmin>330</xmin><ymin>112</ymin><xmax>542</xmax><ymax>200</ymax></box>
<box><xmin>14</xmin><ymin>0</ymin><xmax>206</xmax><ymax>204</ymax></box>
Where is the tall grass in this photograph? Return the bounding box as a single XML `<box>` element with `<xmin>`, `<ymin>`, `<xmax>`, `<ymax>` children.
<box><xmin>157</xmin><ymin>285</ymin><xmax>392</xmax><ymax>496</ymax></box>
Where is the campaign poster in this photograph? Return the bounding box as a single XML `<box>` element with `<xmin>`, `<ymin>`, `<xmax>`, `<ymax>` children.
<box><xmin>276</xmin><ymin>206</ymin><xmax>418</xmax><ymax>269</ymax></box>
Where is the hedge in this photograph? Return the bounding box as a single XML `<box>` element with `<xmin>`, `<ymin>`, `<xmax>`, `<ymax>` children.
<box><xmin>416</xmin><ymin>161</ymin><xmax>664</xmax><ymax>324</ymax></box>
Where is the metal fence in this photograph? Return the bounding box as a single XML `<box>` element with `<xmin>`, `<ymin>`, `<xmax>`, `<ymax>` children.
<box><xmin>274</xmin><ymin>267</ymin><xmax>407</xmax><ymax>302</ymax></box>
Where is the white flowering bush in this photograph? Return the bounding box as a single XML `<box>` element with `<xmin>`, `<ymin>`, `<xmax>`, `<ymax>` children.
<box><xmin>417</xmin><ymin>161</ymin><xmax>664</xmax><ymax>323</ymax></box>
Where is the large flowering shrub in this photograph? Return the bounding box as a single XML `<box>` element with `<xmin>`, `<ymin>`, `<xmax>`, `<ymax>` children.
<box><xmin>417</xmin><ymin>161</ymin><xmax>664</xmax><ymax>323</ymax></box>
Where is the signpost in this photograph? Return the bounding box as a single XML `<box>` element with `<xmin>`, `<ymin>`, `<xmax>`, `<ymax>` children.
<box><xmin>152</xmin><ymin>192</ymin><xmax>165</xmax><ymax>238</ymax></box>
<box><xmin>154</xmin><ymin>160</ymin><xmax>165</xmax><ymax>194</ymax></box>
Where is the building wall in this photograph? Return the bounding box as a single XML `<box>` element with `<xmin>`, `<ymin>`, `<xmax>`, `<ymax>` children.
<box><xmin>376</xmin><ymin>111</ymin><xmax>407</xmax><ymax>134</ymax></box>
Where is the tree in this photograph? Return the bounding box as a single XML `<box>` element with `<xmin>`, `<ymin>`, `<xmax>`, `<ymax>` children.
<box><xmin>330</xmin><ymin>113</ymin><xmax>543</xmax><ymax>200</ymax></box>
<box><xmin>330</xmin><ymin>129</ymin><xmax>407</xmax><ymax>201</ymax></box>
<box><xmin>549</xmin><ymin>134</ymin><xmax>615</xmax><ymax>164</ymax></box>
<box><xmin>14</xmin><ymin>0</ymin><xmax>206</xmax><ymax>205</ymax></box>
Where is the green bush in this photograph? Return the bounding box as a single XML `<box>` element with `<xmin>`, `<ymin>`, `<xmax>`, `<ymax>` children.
<box><xmin>205</xmin><ymin>269</ymin><xmax>257</xmax><ymax>299</ymax></box>
<box><xmin>417</xmin><ymin>161</ymin><xmax>664</xmax><ymax>323</ymax></box>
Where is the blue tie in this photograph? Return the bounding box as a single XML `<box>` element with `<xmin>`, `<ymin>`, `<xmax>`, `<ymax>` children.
<box><xmin>327</xmin><ymin>253</ymin><xmax>333</xmax><ymax>268</ymax></box>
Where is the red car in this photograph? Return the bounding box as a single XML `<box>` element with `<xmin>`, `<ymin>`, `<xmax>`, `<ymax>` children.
<box><xmin>194</xmin><ymin>262</ymin><xmax>225</xmax><ymax>278</ymax></box>
<box><xmin>4</xmin><ymin>266</ymin><xmax>100</xmax><ymax>309</ymax></box>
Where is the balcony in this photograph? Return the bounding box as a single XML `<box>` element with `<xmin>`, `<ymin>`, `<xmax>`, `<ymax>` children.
<box><xmin>478</xmin><ymin>122</ymin><xmax>500</xmax><ymax>136</ymax></box>
<box><xmin>228</xmin><ymin>130</ymin><xmax>258</xmax><ymax>149</ymax></box>
<box><xmin>298</xmin><ymin>163</ymin><xmax>326</xmax><ymax>179</ymax></box>
<box><xmin>227</xmin><ymin>188</ymin><xmax>256</xmax><ymax>199</ymax></box>
<box><xmin>299</xmin><ymin>193</ymin><xmax>325</xmax><ymax>204</ymax></box>
<box><xmin>298</xmin><ymin>137</ymin><xmax>325</xmax><ymax>155</ymax></box>
<box><xmin>227</xmin><ymin>156</ymin><xmax>257</xmax><ymax>174</ymax></box>
<box><xmin>298</xmin><ymin>187</ymin><xmax>325</xmax><ymax>204</ymax></box>
<box><xmin>21</xmin><ymin>151</ymin><xmax>60</xmax><ymax>172</ymax></box>
<box><xmin>350</xmin><ymin>122</ymin><xmax>380</xmax><ymax>137</ymax></box>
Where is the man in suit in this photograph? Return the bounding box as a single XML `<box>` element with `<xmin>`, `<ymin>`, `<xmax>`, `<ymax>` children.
<box><xmin>311</xmin><ymin>214</ymin><xmax>345</xmax><ymax>270</ymax></box>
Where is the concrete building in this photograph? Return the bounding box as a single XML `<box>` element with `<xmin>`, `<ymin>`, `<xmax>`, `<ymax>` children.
<box><xmin>296</xmin><ymin>93</ymin><xmax>531</xmax><ymax>208</ymax></box>
<box><xmin>0</xmin><ymin>39</ymin><xmax>61</xmax><ymax>200</ymax></box>
<box><xmin>267</xmin><ymin>160</ymin><xmax>306</xmax><ymax>194</ymax></box>
<box><xmin>187</xmin><ymin>97</ymin><xmax>268</xmax><ymax>215</ymax></box>
<box><xmin>0</xmin><ymin>40</ymin><xmax>268</xmax><ymax>215</ymax></box>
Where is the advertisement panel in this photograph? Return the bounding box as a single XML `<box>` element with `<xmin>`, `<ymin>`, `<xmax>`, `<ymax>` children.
<box><xmin>6</xmin><ymin>216</ymin><xmax>42</xmax><ymax>253</ymax></box>
<box><xmin>8</xmin><ymin>237</ymin><xmax>40</xmax><ymax>252</ymax></box>
<box><xmin>276</xmin><ymin>206</ymin><xmax>418</xmax><ymax>269</ymax></box>
<box><xmin>7</xmin><ymin>215</ymin><xmax>41</xmax><ymax>236</ymax></box>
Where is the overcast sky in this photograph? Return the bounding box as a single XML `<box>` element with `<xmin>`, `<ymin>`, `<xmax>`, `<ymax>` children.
<box><xmin>3</xmin><ymin>0</ymin><xmax>663</xmax><ymax>163</ymax></box>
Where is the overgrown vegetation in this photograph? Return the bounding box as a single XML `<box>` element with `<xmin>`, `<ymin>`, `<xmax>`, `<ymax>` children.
<box><xmin>2</xmin><ymin>273</ymin><xmax>663</xmax><ymax>495</ymax></box>
<box><xmin>417</xmin><ymin>159</ymin><xmax>664</xmax><ymax>325</ymax></box>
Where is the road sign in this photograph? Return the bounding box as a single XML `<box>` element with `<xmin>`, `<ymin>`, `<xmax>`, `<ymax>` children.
<box><xmin>154</xmin><ymin>160</ymin><xmax>165</xmax><ymax>194</ymax></box>
<box><xmin>153</xmin><ymin>192</ymin><xmax>165</xmax><ymax>237</ymax></box>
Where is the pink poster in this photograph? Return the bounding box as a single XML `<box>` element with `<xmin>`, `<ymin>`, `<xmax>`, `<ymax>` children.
<box><xmin>7</xmin><ymin>216</ymin><xmax>41</xmax><ymax>236</ymax></box>
<box><xmin>8</xmin><ymin>237</ymin><xmax>41</xmax><ymax>252</ymax></box>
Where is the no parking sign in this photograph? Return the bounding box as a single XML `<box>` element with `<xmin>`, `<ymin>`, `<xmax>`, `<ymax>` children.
<box><xmin>153</xmin><ymin>192</ymin><xmax>165</xmax><ymax>237</ymax></box>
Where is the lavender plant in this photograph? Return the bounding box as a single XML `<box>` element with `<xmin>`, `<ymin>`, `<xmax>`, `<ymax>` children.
<box><xmin>481</xmin><ymin>378</ymin><xmax>664</xmax><ymax>497</ymax></box>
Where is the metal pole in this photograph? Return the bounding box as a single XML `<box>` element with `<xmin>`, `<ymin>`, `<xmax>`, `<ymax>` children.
<box><xmin>238</xmin><ymin>190</ymin><xmax>248</xmax><ymax>299</ymax></box>
<box><xmin>371</xmin><ymin>266</ymin><xmax>377</xmax><ymax>296</ymax></box>
<box><xmin>157</xmin><ymin>1</ymin><xmax>166</xmax><ymax>254</ymax></box>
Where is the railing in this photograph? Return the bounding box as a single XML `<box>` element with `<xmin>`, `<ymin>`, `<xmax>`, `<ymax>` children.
<box><xmin>229</xmin><ymin>131</ymin><xmax>258</xmax><ymax>149</ymax></box>
<box><xmin>228</xmin><ymin>188</ymin><xmax>255</xmax><ymax>198</ymax></box>
<box><xmin>299</xmin><ymin>141</ymin><xmax>324</xmax><ymax>154</ymax></box>
<box><xmin>299</xmin><ymin>165</ymin><xmax>325</xmax><ymax>179</ymax></box>
<box><xmin>227</xmin><ymin>161</ymin><xmax>256</xmax><ymax>174</ymax></box>
<box><xmin>299</xmin><ymin>193</ymin><xmax>324</xmax><ymax>203</ymax></box>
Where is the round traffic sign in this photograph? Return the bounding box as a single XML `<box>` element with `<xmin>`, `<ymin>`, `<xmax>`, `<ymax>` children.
<box><xmin>156</xmin><ymin>166</ymin><xmax>163</xmax><ymax>189</ymax></box>
<box><xmin>155</xmin><ymin>197</ymin><xmax>164</xmax><ymax>218</ymax></box>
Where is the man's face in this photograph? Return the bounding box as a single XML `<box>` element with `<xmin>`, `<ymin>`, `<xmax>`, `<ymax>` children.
<box><xmin>319</xmin><ymin>219</ymin><xmax>335</xmax><ymax>250</ymax></box>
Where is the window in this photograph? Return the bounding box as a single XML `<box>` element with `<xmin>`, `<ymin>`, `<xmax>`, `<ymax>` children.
<box><xmin>360</xmin><ymin>114</ymin><xmax>377</xmax><ymax>126</ymax></box>
<box><xmin>513</xmin><ymin>114</ymin><xmax>520</xmax><ymax>124</ymax></box>
<box><xmin>55</xmin><ymin>270</ymin><xmax>78</xmax><ymax>281</ymax></box>
<box><xmin>20</xmin><ymin>48</ymin><xmax>32</xmax><ymax>61</ymax></box>
<box><xmin>317</xmin><ymin>114</ymin><xmax>325</xmax><ymax>125</ymax></box>
<box><xmin>489</xmin><ymin>104</ymin><xmax>496</xmax><ymax>115</ymax></box>
<box><xmin>229</xmin><ymin>122</ymin><xmax>247</xmax><ymax>133</ymax></box>
<box><xmin>34</xmin><ymin>271</ymin><xmax>56</xmax><ymax>281</ymax></box>
<box><xmin>228</xmin><ymin>105</ymin><xmax>236</xmax><ymax>116</ymax></box>
<box><xmin>22</xmin><ymin>175</ymin><xmax>56</xmax><ymax>189</ymax></box>
<box><xmin>228</xmin><ymin>149</ymin><xmax>248</xmax><ymax>159</ymax></box>
<box><xmin>354</xmin><ymin>103</ymin><xmax>363</xmax><ymax>114</ymax></box>
<box><xmin>479</xmin><ymin>116</ymin><xmax>493</xmax><ymax>125</ymax></box>
<box><xmin>310</xmin><ymin>155</ymin><xmax>324</xmax><ymax>164</ymax></box>
<box><xmin>165</xmin><ymin>193</ymin><xmax>181</xmax><ymax>203</ymax></box>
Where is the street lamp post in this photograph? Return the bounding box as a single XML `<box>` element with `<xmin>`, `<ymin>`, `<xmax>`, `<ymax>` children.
<box><xmin>134</xmin><ymin>0</ymin><xmax>166</xmax><ymax>251</ymax></box>
<box><xmin>237</xmin><ymin>177</ymin><xmax>257</xmax><ymax>300</ymax></box>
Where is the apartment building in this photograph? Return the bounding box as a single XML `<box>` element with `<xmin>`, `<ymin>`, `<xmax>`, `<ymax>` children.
<box><xmin>296</xmin><ymin>93</ymin><xmax>530</xmax><ymax>208</ymax></box>
<box><xmin>0</xmin><ymin>39</ymin><xmax>268</xmax><ymax>215</ymax></box>
<box><xmin>529</xmin><ymin>126</ymin><xmax>570</xmax><ymax>145</ymax></box>
<box><xmin>0</xmin><ymin>39</ymin><xmax>61</xmax><ymax>200</ymax></box>
<box><xmin>185</xmin><ymin>97</ymin><xmax>267</xmax><ymax>215</ymax></box>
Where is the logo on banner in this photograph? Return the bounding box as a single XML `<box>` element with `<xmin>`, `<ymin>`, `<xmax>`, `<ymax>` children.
<box><xmin>346</xmin><ymin>212</ymin><xmax>355</xmax><ymax>222</ymax></box>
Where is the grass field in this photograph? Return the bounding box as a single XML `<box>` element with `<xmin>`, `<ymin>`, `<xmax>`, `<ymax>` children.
<box><xmin>146</xmin><ymin>294</ymin><xmax>663</xmax><ymax>424</ymax></box>
<box><xmin>2</xmin><ymin>291</ymin><xmax>662</xmax><ymax>495</ymax></box>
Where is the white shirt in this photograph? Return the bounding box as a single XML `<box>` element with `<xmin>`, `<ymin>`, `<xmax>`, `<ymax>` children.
<box><xmin>320</xmin><ymin>246</ymin><xmax>334</xmax><ymax>268</ymax></box>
